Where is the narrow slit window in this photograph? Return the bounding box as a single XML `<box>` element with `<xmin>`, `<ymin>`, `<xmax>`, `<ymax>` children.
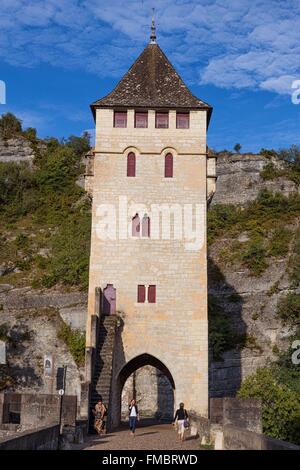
<box><xmin>164</xmin><ymin>153</ymin><xmax>173</xmax><ymax>178</ymax></box>
<box><xmin>135</xmin><ymin>112</ymin><xmax>148</xmax><ymax>128</ymax></box>
<box><xmin>137</xmin><ymin>285</ymin><xmax>146</xmax><ymax>303</ymax></box>
<box><xmin>114</xmin><ymin>111</ymin><xmax>127</xmax><ymax>128</ymax></box>
<box><xmin>155</xmin><ymin>112</ymin><xmax>169</xmax><ymax>129</ymax></box>
<box><xmin>176</xmin><ymin>112</ymin><xmax>190</xmax><ymax>129</ymax></box>
<box><xmin>142</xmin><ymin>215</ymin><xmax>150</xmax><ymax>237</ymax></box>
<box><xmin>132</xmin><ymin>213</ymin><xmax>140</xmax><ymax>237</ymax></box>
<box><xmin>148</xmin><ymin>285</ymin><xmax>156</xmax><ymax>303</ymax></box>
<box><xmin>127</xmin><ymin>152</ymin><xmax>136</xmax><ymax>177</ymax></box>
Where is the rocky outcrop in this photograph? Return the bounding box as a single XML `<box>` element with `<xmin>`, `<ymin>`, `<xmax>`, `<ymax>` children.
<box><xmin>0</xmin><ymin>137</ymin><xmax>35</xmax><ymax>164</ymax></box>
<box><xmin>0</xmin><ymin>285</ymin><xmax>87</xmax><ymax>403</ymax></box>
<box><xmin>212</xmin><ymin>153</ymin><xmax>298</xmax><ymax>205</ymax></box>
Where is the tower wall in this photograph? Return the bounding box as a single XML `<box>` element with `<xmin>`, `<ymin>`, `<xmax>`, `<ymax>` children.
<box><xmin>87</xmin><ymin>107</ymin><xmax>209</xmax><ymax>416</ymax></box>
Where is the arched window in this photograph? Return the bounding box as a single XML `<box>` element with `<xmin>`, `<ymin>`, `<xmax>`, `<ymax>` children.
<box><xmin>132</xmin><ymin>213</ymin><xmax>140</xmax><ymax>237</ymax></box>
<box><xmin>127</xmin><ymin>152</ymin><xmax>136</xmax><ymax>177</ymax></box>
<box><xmin>142</xmin><ymin>214</ymin><xmax>150</xmax><ymax>237</ymax></box>
<box><xmin>164</xmin><ymin>153</ymin><xmax>173</xmax><ymax>178</ymax></box>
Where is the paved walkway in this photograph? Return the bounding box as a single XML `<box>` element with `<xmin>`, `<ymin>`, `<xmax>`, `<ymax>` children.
<box><xmin>74</xmin><ymin>423</ymin><xmax>202</xmax><ymax>451</ymax></box>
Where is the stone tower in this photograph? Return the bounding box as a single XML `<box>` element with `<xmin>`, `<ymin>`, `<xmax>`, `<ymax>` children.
<box><xmin>85</xmin><ymin>28</ymin><xmax>215</xmax><ymax>427</ymax></box>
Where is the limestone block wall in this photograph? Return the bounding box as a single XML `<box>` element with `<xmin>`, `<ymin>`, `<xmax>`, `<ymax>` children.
<box><xmin>87</xmin><ymin>108</ymin><xmax>209</xmax><ymax>418</ymax></box>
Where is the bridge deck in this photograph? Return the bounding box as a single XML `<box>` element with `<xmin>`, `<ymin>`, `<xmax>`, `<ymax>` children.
<box><xmin>74</xmin><ymin>423</ymin><xmax>203</xmax><ymax>450</ymax></box>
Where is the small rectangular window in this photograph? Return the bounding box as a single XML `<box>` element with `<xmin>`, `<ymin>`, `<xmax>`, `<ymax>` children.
<box><xmin>176</xmin><ymin>112</ymin><xmax>189</xmax><ymax>129</ymax></box>
<box><xmin>148</xmin><ymin>285</ymin><xmax>156</xmax><ymax>303</ymax></box>
<box><xmin>137</xmin><ymin>285</ymin><xmax>146</xmax><ymax>303</ymax></box>
<box><xmin>114</xmin><ymin>111</ymin><xmax>127</xmax><ymax>128</ymax></box>
<box><xmin>135</xmin><ymin>112</ymin><xmax>148</xmax><ymax>128</ymax></box>
<box><xmin>155</xmin><ymin>112</ymin><xmax>169</xmax><ymax>129</ymax></box>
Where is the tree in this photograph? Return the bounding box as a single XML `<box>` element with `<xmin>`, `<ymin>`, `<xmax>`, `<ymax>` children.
<box><xmin>234</xmin><ymin>143</ymin><xmax>242</xmax><ymax>153</ymax></box>
<box><xmin>65</xmin><ymin>132</ymin><xmax>90</xmax><ymax>157</ymax></box>
<box><xmin>238</xmin><ymin>367</ymin><xmax>300</xmax><ymax>444</ymax></box>
<box><xmin>0</xmin><ymin>113</ymin><xmax>22</xmax><ymax>140</ymax></box>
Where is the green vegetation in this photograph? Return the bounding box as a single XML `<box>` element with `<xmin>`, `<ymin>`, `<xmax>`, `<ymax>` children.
<box><xmin>234</xmin><ymin>143</ymin><xmax>241</xmax><ymax>153</ymax></box>
<box><xmin>58</xmin><ymin>322</ymin><xmax>85</xmax><ymax>367</ymax></box>
<box><xmin>240</xmin><ymin>236</ymin><xmax>268</xmax><ymax>276</ymax></box>
<box><xmin>238</xmin><ymin>367</ymin><xmax>300</xmax><ymax>444</ymax></box>
<box><xmin>288</xmin><ymin>228</ymin><xmax>300</xmax><ymax>287</ymax></box>
<box><xmin>208</xmin><ymin>190</ymin><xmax>300</xmax><ymax>275</ymax></box>
<box><xmin>260</xmin><ymin>162</ymin><xmax>285</xmax><ymax>181</ymax></box>
<box><xmin>276</xmin><ymin>292</ymin><xmax>300</xmax><ymax>325</ymax></box>
<box><xmin>0</xmin><ymin>114</ymin><xmax>91</xmax><ymax>290</ymax></box>
<box><xmin>0</xmin><ymin>113</ymin><xmax>22</xmax><ymax>140</ymax></box>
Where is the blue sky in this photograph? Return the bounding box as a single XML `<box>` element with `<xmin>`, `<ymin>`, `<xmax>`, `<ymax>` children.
<box><xmin>0</xmin><ymin>0</ymin><xmax>300</xmax><ymax>152</ymax></box>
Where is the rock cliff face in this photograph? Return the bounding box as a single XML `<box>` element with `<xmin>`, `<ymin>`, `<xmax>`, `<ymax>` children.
<box><xmin>212</xmin><ymin>153</ymin><xmax>298</xmax><ymax>205</ymax></box>
<box><xmin>0</xmin><ymin>140</ymin><xmax>297</xmax><ymax>415</ymax></box>
<box><xmin>209</xmin><ymin>152</ymin><xmax>299</xmax><ymax>396</ymax></box>
<box><xmin>0</xmin><ymin>137</ymin><xmax>35</xmax><ymax>164</ymax></box>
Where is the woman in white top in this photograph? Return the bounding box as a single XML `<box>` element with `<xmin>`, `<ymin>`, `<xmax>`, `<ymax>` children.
<box><xmin>128</xmin><ymin>399</ymin><xmax>139</xmax><ymax>436</ymax></box>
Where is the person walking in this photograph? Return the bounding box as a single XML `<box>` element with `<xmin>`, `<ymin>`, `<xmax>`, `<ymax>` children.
<box><xmin>128</xmin><ymin>399</ymin><xmax>139</xmax><ymax>436</ymax></box>
<box><xmin>173</xmin><ymin>402</ymin><xmax>189</xmax><ymax>442</ymax></box>
<box><xmin>92</xmin><ymin>398</ymin><xmax>107</xmax><ymax>435</ymax></box>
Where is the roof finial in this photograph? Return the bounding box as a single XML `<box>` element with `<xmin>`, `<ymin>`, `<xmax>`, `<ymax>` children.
<box><xmin>150</xmin><ymin>8</ymin><xmax>157</xmax><ymax>44</ymax></box>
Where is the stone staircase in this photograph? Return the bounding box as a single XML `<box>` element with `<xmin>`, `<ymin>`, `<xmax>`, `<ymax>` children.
<box><xmin>89</xmin><ymin>315</ymin><xmax>117</xmax><ymax>432</ymax></box>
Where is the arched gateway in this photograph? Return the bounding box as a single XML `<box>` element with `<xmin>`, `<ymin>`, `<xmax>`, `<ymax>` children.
<box><xmin>110</xmin><ymin>353</ymin><xmax>175</xmax><ymax>427</ymax></box>
<box><xmin>84</xmin><ymin>24</ymin><xmax>215</xmax><ymax>431</ymax></box>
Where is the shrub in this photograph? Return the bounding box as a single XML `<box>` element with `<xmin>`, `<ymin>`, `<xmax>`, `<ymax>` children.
<box><xmin>64</xmin><ymin>132</ymin><xmax>90</xmax><ymax>157</ymax></box>
<box><xmin>38</xmin><ymin>209</ymin><xmax>91</xmax><ymax>289</ymax></box>
<box><xmin>234</xmin><ymin>143</ymin><xmax>241</xmax><ymax>153</ymax></box>
<box><xmin>289</xmin><ymin>229</ymin><xmax>300</xmax><ymax>286</ymax></box>
<box><xmin>58</xmin><ymin>322</ymin><xmax>85</xmax><ymax>367</ymax></box>
<box><xmin>22</xmin><ymin>127</ymin><xmax>37</xmax><ymax>143</ymax></box>
<box><xmin>238</xmin><ymin>367</ymin><xmax>300</xmax><ymax>444</ymax></box>
<box><xmin>0</xmin><ymin>113</ymin><xmax>22</xmax><ymax>140</ymax></box>
<box><xmin>35</xmin><ymin>145</ymin><xmax>83</xmax><ymax>193</ymax></box>
<box><xmin>0</xmin><ymin>125</ymin><xmax>91</xmax><ymax>290</ymax></box>
<box><xmin>268</xmin><ymin>227</ymin><xmax>291</xmax><ymax>257</ymax></box>
<box><xmin>260</xmin><ymin>148</ymin><xmax>278</xmax><ymax>158</ymax></box>
<box><xmin>260</xmin><ymin>162</ymin><xmax>284</xmax><ymax>181</ymax></box>
<box><xmin>240</xmin><ymin>236</ymin><xmax>268</xmax><ymax>275</ymax></box>
<box><xmin>276</xmin><ymin>292</ymin><xmax>300</xmax><ymax>325</ymax></box>
<box><xmin>207</xmin><ymin>204</ymin><xmax>241</xmax><ymax>244</ymax></box>
<box><xmin>208</xmin><ymin>190</ymin><xmax>300</xmax><ymax>247</ymax></box>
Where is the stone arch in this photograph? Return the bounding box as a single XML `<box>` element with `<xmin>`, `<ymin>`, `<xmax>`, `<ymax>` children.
<box><xmin>118</xmin><ymin>353</ymin><xmax>175</xmax><ymax>389</ymax></box>
<box><xmin>123</xmin><ymin>146</ymin><xmax>141</xmax><ymax>157</ymax></box>
<box><xmin>114</xmin><ymin>353</ymin><xmax>175</xmax><ymax>426</ymax></box>
<box><xmin>160</xmin><ymin>146</ymin><xmax>178</xmax><ymax>158</ymax></box>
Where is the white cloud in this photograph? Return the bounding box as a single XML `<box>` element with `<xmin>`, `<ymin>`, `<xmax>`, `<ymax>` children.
<box><xmin>0</xmin><ymin>0</ymin><xmax>299</xmax><ymax>95</ymax></box>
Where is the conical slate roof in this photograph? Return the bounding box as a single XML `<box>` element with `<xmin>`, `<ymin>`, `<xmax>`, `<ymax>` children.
<box><xmin>91</xmin><ymin>43</ymin><xmax>212</xmax><ymax>120</ymax></box>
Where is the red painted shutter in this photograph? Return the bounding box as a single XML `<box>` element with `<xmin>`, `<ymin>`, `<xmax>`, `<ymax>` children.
<box><xmin>165</xmin><ymin>153</ymin><xmax>173</xmax><ymax>178</ymax></box>
<box><xmin>132</xmin><ymin>214</ymin><xmax>140</xmax><ymax>237</ymax></box>
<box><xmin>137</xmin><ymin>285</ymin><xmax>146</xmax><ymax>303</ymax></box>
<box><xmin>176</xmin><ymin>113</ymin><xmax>189</xmax><ymax>129</ymax></box>
<box><xmin>127</xmin><ymin>152</ymin><xmax>136</xmax><ymax>177</ymax></box>
<box><xmin>142</xmin><ymin>216</ymin><xmax>150</xmax><ymax>237</ymax></box>
<box><xmin>156</xmin><ymin>112</ymin><xmax>169</xmax><ymax>128</ymax></box>
<box><xmin>135</xmin><ymin>112</ymin><xmax>148</xmax><ymax>128</ymax></box>
<box><xmin>148</xmin><ymin>285</ymin><xmax>156</xmax><ymax>303</ymax></box>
